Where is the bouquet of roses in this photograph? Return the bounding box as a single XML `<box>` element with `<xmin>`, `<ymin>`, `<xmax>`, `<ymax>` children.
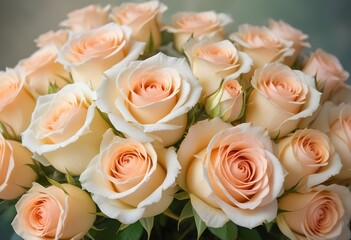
<box><xmin>1</xmin><ymin>0</ymin><xmax>351</xmax><ymax>239</ymax></box>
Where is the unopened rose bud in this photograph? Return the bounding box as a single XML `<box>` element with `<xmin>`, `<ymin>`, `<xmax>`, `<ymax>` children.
<box><xmin>205</xmin><ymin>79</ymin><xmax>244</xmax><ymax>122</ymax></box>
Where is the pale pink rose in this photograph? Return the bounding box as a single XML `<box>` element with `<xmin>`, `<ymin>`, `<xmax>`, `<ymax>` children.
<box><xmin>330</xmin><ymin>84</ymin><xmax>351</xmax><ymax>105</ymax></box>
<box><xmin>21</xmin><ymin>82</ymin><xmax>109</xmax><ymax>175</ymax></box>
<box><xmin>58</xmin><ymin>23</ymin><xmax>145</xmax><ymax>90</ymax></box>
<box><xmin>164</xmin><ymin>11</ymin><xmax>232</xmax><ymax>52</ymax></box>
<box><xmin>277</xmin><ymin>184</ymin><xmax>351</xmax><ymax>240</ymax></box>
<box><xmin>34</xmin><ymin>29</ymin><xmax>69</xmax><ymax>48</ymax></box>
<box><xmin>268</xmin><ymin>19</ymin><xmax>310</xmax><ymax>66</ymax></box>
<box><xmin>111</xmin><ymin>0</ymin><xmax>167</xmax><ymax>50</ymax></box>
<box><xmin>205</xmin><ymin>79</ymin><xmax>245</xmax><ymax>122</ymax></box>
<box><xmin>183</xmin><ymin>34</ymin><xmax>252</xmax><ymax>98</ymax></box>
<box><xmin>96</xmin><ymin>52</ymin><xmax>202</xmax><ymax>147</ymax></box>
<box><xmin>229</xmin><ymin>24</ymin><xmax>294</xmax><ymax>69</ymax></box>
<box><xmin>60</xmin><ymin>4</ymin><xmax>111</xmax><ymax>32</ymax></box>
<box><xmin>302</xmin><ymin>49</ymin><xmax>349</xmax><ymax>102</ymax></box>
<box><xmin>276</xmin><ymin>128</ymin><xmax>341</xmax><ymax>191</ymax></box>
<box><xmin>12</xmin><ymin>183</ymin><xmax>96</xmax><ymax>240</ymax></box>
<box><xmin>177</xmin><ymin>118</ymin><xmax>285</xmax><ymax>228</ymax></box>
<box><xmin>0</xmin><ymin>134</ymin><xmax>37</xmax><ymax>200</ymax></box>
<box><xmin>310</xmin><ymin>102</ymin><xmax>351</xmax><ymax>181</ymax></box>
<box><xmin>80</xmin><ymin>129</ymin><xmax>180</xmax><ymax>224</ymax></box>
<box><xmin>18</xmin><ymin>45</ymin><xmax>70</xmax><ymax>97</ymax></box>
<box><xmin>0</xmin><ymin>67</ymin><xmax>35</xmax><ymax>135</ymax></box>
<box><xmin>246</xmin><ymin>63</ymin><xmax>321</xmax><ymax>138</ymax></box>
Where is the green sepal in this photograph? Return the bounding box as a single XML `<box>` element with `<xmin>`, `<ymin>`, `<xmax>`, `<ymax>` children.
<box><xmin>192</xmin><ymin>207</ymin><xmax>206</xmax><ymax>240</ymax></box>
<box><xmin>140</xmin><ymin>217</ymin><xmax>154</xmax><ymax>240</ymax></box>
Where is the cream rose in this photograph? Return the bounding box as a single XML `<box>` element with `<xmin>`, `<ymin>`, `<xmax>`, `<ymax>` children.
<box><xmin>111</xmin><ymin>0</ymin><xmax>167</xmax><ymax>50</ymax></box>
<box><xmin>277</xmin><ymin>184</ymin><xmax>351</xmax><ymax>240</ymax></box>
<box><xmin>58</xmin><ymin>23</ymin><xmax>145</xmax><ymax>90</ymax></box>
<box><xmin>310</xmin><ymin>102</ymin><xmax>351</xmax><ymax>181</ymax></box>
<box><xmin>0</xmin><ymin>134</ymin><xmax>37</xmax><ymax>200</ymax></box>
<box><xmin>21</xmin><ymin>82</ymin><xmax>109</xmax><ymax>175</ymax></box>
<box><xmin>205</xmin><ymin>79</ymin><xmax>245</xmax><ymax>122</ymax></box>
<box><xmin>96</xmin><ymin>52</ymin><xmax>202</xmax><ymax>147</ymax></box>
<box><xmin>302</xmin><ymin>49</ymin><xmax>349</xmax><ymax>102</ymax></box>
<box><xmin>245</xmin><ymin>63</ymin><xmax>321</xmax><ymax>138</ymax></box>
<box><xmin>60</xmin><ymin>4</ymin><xmax>110</xmax><ymax>32</ymax></box>
<box><xmin>164</xmin><ymin>11</ymin><xmax>232</xmax><ymax>52</ymax></box>
<box><xmin>276</xmin><ymin>128</ymin><xmax>341</xmax><ymax>191</ymax></box>
<box><xmin>18</xmin><ymin>45</ymin><xmax>70</xmax><ymax>97</ymax></box>
<box><xmin>183</xmin><ymin>34</ymin><xmax>252</xmax><ymax>98</ymax></box>
<box><xmin>268</xmin><ymin>19</ymin><xmax>310</xmax><ymax>67</ymax></box>
<box><xmin>12</xmin><ymin>183</ymin><xmax>96</xmax><ymax>240</ymax></box>
<box><xmin>80</xmin><ymin>129</ymin><xmax>180</xmax><ymax>224</ymax></box>
<box><xmin>177</xmin><ymin>118</ymin><xmax>285</xmax><ymax>228</ymax></box>
<box><xmin>229</xmin><ymin>24</ymin><xmax>294</xmax><ymax>69</ymax></box>
<box><xmin>0</xmin><ymin>67</ymin><xmax>35</xmax><ymax>135</ymax></box>
<box><xmin>35</xmin><ymin>29</ymin><xmax>69</xmax><ymax>48</ymax></box>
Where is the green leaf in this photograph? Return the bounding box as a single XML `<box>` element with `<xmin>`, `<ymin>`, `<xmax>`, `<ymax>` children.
<box><xmin>208</xmin><ymin>221</ymin><xmax>238</xmax><ymax>240</ymax></box>
<box><xmin>140</xmin><ymin>217</ymin><xmax>154</xmax><ymax>240</ymax></box>
<box><xmin>192</xmin><ymin>208</ymin><xmax>206</xmax><ymax>240</ymax></box>
<box><xmin>238</xmin><ymin>226</ymin><xmax>261</xmax><ymax>240</ymax></box>
<box><xmin>116</xmin><ymin>221</ymin><xmax>144</xmax><ymax>240</ymax></box>
<box><xmin>43</xmin><ymin>173</ymin><xmax>68</xmax><ymax>195</ymax></box>
<box><xmin>174</xmin><ymin>191</ymin><xmax>190</xmax><ymax>200</ymax></box>
<box><xmin>178</xmin><ymin>201</ymin><xmax>193</xmax><ymax>230</ymax></box>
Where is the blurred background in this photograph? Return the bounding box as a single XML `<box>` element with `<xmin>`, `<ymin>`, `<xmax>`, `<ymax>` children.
<box><xmin>0</xmin><ymin>0</ymin><xmax>351</xmax><ymax>76</ymax></box>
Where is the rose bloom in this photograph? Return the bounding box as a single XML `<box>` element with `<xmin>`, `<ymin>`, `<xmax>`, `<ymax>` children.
<box><xmin>310</xmin><ymin>102</ymin><xmax>351</xmax><ymax>181</ymax></box>
<box><xmin>205</xmin><ymin>79</ymin><xmax>244</xmax><ymax>122</ymax></box>
<box><xmin>164</xmin><ymin>11</ymin><xmax>232</xmax><ymax>52</ymax></box>
<box><xmin>34</xmin><ymin>29</ymin><xmax>69</xmax><ymax>48</ymax></box>
<box><xmin>0</xmin><ymin>134</ymin><xmax>37</xmax><ymax>200</ymax></box>
<box><xmin>177</xmin><ymin>118</ymin><xmax>285</xmax><ymax>228</ymax></box>
<box><xmin>60</xmin><ymin>4</ymin><xmax>110</xmax><ymax>32</ymax></box>
<box><xmin>183</xmin><ymin>34</ymin><xmax>252</xmax><ymax>98</ymax></box>
<box><xmin>277</xmin><ymin>184</ymin><xmax>351</xmax><ymax>240</ymax></box>
<box><xmin>330</xmin><ymin>84</ymin><xmax>351</xmax><ymax>105</ymax></box>
<box><xmin>12</xmin><ymin>183</ymin><xmax>96</xmax><ymax>240</ymax></box>
<box><xmin>21</xmin><ymin>82</ymin><xmax>109</xmax><ymax>175</ymax></box>
<box><xmin>111</xmin><ymin>0</ymin><xmax>167</xmax><ymax>50</ymax></box>
<box><xmin>268</xmin><ymin>19</ymin><xmax>310</xmax><ymax>67</ymax></box>
<box><xmin>58</xmin><ymin>23</ymin><xmax>145</xmax><ymax>90</ymax></box>
<box><xmin>97</xmin><ymin>52</ymin><xmax>202</xmax><ymax>147</ymax></box>
<box><xmin>18</xmin><ymin>45</ymin><xmax>70</xmax><ymax>97</ymax></box>
<box><xmin>276</xmin><ymin>128</ymin><xmax>341</xmax><ymax>191</ymax></box>
<box><xmin>302</xmin><ymin>49</ymin><xmax>349</xmax><ymax>102</ymax></box>
<box><xmin>80</xmin><ymin>129</ymin><xmax>180</xmax><ymax>224</ymax></box>
<box><xmin>245</xmin><ymin>63</ymin><xmax>321</xmax><ymax>138</ymax></box>
<box><xmin>229</xmin><ymin>24</ymin><xmax>294</xmax><ymax>69</ymax></box>
<box><xmin>0</xmin><ymin>67</ymin><xmax>35</xmax><ymax>135</ymax></box>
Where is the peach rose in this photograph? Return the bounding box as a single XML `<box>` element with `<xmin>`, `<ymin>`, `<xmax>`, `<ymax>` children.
<box><xmin>276</xmin><ymin>128</ymin><xmax>341</xmax><ymax>191</ymax></box>
<box><xmin>183</xmin><ymin>34</ymin><xmax>252</xmax><ymax>98</ymax></box>
<box><xmin>245</xmin><ymin>63</ymin><xmax>321</xmax><ymax>138</ymax></box>
<box><xmin>164</xmin><ymin>11</ymin><xmax>232</xmax><ymax>52</ymax></box>
<box><xmin>177</xmin><ymin>119</ymin><xmax>285</xmax><ymax>228</ymax></box>
<box><xmin>0</xmin><ymin>134</ymin><xmax>37</xmax><ymax>200</ymax></box>
<box><xmin>0</xmin><ymin>67</ymin><xmax>35</xmax><ymax>135</ymax></box>
<box><xmin>277</xmin><ymin>184</ymin><xmax>351</xmax><ymax>240</ymax></box>
<box><xmin>34</xmin><ymin>29</ymin><xmax>69</xmax><ymax>48</ymax></box>
<box><xmin>18</xmin><ymin>45</ymin><xmax>70</xmax><ymax>97</ymax></box>
<box><xmin>310</xmin><ymin>102</ymin><xmax>351</xmax><ymax>181</ymax></box>
<box><xmin>330</xmin><ymin>84</ymin><xmax>351</xmax><ymax>105</ymax></box>
<box><xmin>205</xmin><ymin>79</ymin><xmax>245</xmax><ymax>122</ymax></box>
<box><xmin>12</xmin><ymin>183</ymin><xmax>96</xmax><ymax>240</ymax></box>
<box><xmin>302</xmin><ymin>49</ymin><xmax>349</xmax><ymax>102</ymax></box>
<box><xmin>60</xmin><ymin>4</ymin><xmax>110</xmax><ymax>32</ymax></box>
<box><xmin>58</xmin><ymin>23</ymin><xmax>145</xmax><ymax>90</ymax></box>
<box><xmin>80</xmin><ymin>129</ymin><xmax>180</xmax><ymax>224</ymax></box>
<box><xmin>96</xmin><ymin>52</ymin><xmax>202</xmax><ymax>147</ymax></box>
<box><xmin>111</xmin><ymin>0</ymin><xmax>167</xmax><ymax>50</ymax></box>
<box><xmin>268</xmin><ymin>19</ymin><xmax>310</xmax><ymax>66</ymax></box>
<box><xmin>229</xmin><ymin>24</ymin><xmax>294</xmax><ymax>69</ymax></box>
<box><xmin>21</xmin><ymin>82</ymin><xmax>109</xmax><ymax>175</ymax></box>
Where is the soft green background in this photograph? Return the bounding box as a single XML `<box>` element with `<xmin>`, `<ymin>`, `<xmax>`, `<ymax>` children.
<box><xmin>0</xmin><ymin>0</ymin><xmax>351</xmax><ymax>76</ymax></box>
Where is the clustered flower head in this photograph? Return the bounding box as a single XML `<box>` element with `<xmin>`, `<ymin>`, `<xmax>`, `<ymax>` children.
<box><xmin>1</xmin><ymin>1</ymin><xmax>351</xmax><ymax>240</ymax></box>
